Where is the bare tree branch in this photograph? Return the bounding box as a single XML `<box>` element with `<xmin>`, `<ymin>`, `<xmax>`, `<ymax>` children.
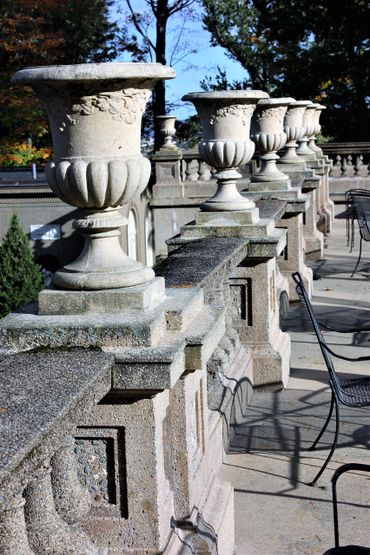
<box><xmin>125</xmin><ymin>0</ymin><xmax>156</xmax><ymax>52</ymax></box>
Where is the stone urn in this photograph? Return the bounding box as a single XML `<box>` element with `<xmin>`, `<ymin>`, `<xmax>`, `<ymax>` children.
<box><xmin>278</xmin><ymin>100</ymin><xmax>311</xmax><ymax>164</ymax></box>
<box><xmin>157</xmin><ymin>115</ymin><xmax>177</xmax><ymax>149</ymax></box>
<box><xmin>182</xmin><ymin>90</ymin><xmax>269</xmax><ymax>211</ymax></box>
<box><xmin>250</xmin><ymin>97</ymin><xmax>295</xmax><ymax>182</ymax></box>
<box><xmin>296</xmin><ymin>102</ymin><xmax>317</xmax><ymax>156</ymax></box>
<box><xmin>12</xmin><ymin>63</ymin><xmax>175</xmax><ymax>290</ymax></box>
<box><xmin>308</xmin><ymin>104</ymin><xmax>326</xmax><ymax>153</ymax></box>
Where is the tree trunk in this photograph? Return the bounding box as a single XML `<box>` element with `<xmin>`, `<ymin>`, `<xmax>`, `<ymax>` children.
<box><xmin>153</xmin><ymin>1</ymin><xmax>168</xmax><ymax>150</ymax></box>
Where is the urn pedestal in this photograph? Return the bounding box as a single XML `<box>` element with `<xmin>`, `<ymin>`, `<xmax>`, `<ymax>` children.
<box><xmin>12</xmin><ymin>63</ymin><xmax>175</xmax><ymax>292</ymax></box>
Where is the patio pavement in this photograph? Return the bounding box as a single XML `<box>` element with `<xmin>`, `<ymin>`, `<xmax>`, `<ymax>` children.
<box><xmin>223</xmin><ymin>204</ymin><xmax>370</xmax><ymax>555</ymax></box>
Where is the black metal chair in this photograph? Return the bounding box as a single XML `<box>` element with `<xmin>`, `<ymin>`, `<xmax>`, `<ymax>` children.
<box><xmin>344</xmin><ymin>190</ymin><xmax>370</xmax><ymax>275</ymax></box>
<box><xmin>350</xmin><ymin>194</ymin><xmax>370</xmax><ymax>276</ymax></box>
<box><xmin>292</xmin><ymin>272</ymin><xmax>370</xmax><ymax>485</ymax></box>
<box><xmin>323</xmin><ymin>463</ymin><xmax>370</xmax><ymax>554</ymax></box>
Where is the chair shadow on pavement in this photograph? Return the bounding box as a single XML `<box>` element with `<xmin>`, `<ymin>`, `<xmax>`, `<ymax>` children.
<box><xmin>227</xmin><ymin>386</ymin><xmax>370</xmax><ymax>489</ymax></box>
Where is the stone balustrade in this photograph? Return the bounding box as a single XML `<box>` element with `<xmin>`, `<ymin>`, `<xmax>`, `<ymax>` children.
<box><xmin>322</xmin><ymin>142</ymin><xmax>370</xmax><ymax>177</ymax></box>
<box><xmin>1</xmin><ymin>61</ymin><xmax>363</xmax><ymax>555</ymax></box>
<box><xmin>320</xmin><ymin>142</ymin><xmax>370</xmax><ymax>201</ymax></box>
<box><xmin>0</xmin><ymin>349</ymin><xmax>113</xmax><ymax>554</ymax></box>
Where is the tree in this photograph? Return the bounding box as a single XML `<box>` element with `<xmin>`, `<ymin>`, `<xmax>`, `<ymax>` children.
<box><xmin>0</xmin><ymin>0</ymin><xmax>120</xmax><ymax>142</ymax></box>
<box><xmin>202</xmin><ymin>0</ymin><xmax>370</xmax><ymax>141</ymax></box>
<box><xmin>0</xmin><ymin>214</ymin><xmax>44</xmax><ymax>318</ymax></box>
<box><xmin>121</xmin><ymin>0</ymin><xmax>198</xmax><ymax>149</ymax></box>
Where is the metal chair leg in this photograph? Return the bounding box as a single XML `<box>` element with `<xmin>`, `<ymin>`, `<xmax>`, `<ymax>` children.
<box><xmin>331</xmin><ymin>463</ymin><xmax>370</xmax><ymax>548</ymax></box>
<box><xmin>351</xmin><ymin>236</ymin><xmax>363</xmax><ymax>276</ymax></box>
<box><xmin>308</xmin><ymin>392</ymin><xmax>335</xmax><ymax>451</ymax></box>
<box><xmin>309</xmin><ymin>397</ymin><xmax>340</xmax><ymax>486</ymax></box>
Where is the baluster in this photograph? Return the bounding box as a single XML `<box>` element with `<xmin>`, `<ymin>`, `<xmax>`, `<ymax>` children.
<box><xmin>199</xmin><ymin>160</ymin><xmax>211</xmax><ymax>181</ymax></box>
<box><xmin>341</xmin><ymin>155</ymin><xmax>348</xmax><ymax>176</ymax></box>
<box><xmin>186</xmin><ymin>158</ymin><xmax>200</xmax><ymax>182</ymax></box>
<box><xmin>355</xmin><ymin>154</ymin><xmax>368</xmax><ymax>177</ymax></box>
<box><xmin>24</xmin><ymin>462</ymin><xmax>98</xmax><ymax>554</ymax></box>
<box><xmin>344</xmin><ymin>155</ymin><xmax>355</xmax><ymax>177</ymax></box>
<box><xmin>198</xmin><ymin>160</ymin><xmax>211</xmax><ymax>181</ymax></box>
<box><xmin>0</xmin><ymin>494</ymin><xmax>34</xmax><ymax>554</ymax></box>
<box><xmin>51</xmin><ymin>435</ymin><xmax>92</xmax><ymax>525</ymax></box>
<box><xmin>330</xmin><ymin>155</ymin><xmax>342</xmax><ymax>177</ymax></box>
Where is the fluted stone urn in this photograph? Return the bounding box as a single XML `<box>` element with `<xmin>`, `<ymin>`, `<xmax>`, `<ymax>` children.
<box><xmin>278</xmin><ymin>100</ymin><xmax>311</xmax><ymax>164</ymax></box>
<box><xmin>250</xmin><ymin>97</ymin><xmax>295</xmax><ymax>183</ymax></box>
<box><xmin>12</xmin><ymin>63</ymin><xmax>175</xmax><ymax>290</ymax></box>
<box><xmin>157</xmin><ymin>115</ymin><xmax>177</xmax><ymax>149</ymax></box>
<box><xmin>182</xmin><ymin>90</ymin><xmax>268</xmax><ymax>211</ymax></box>
<box><xmin>308</xmin><ymin>104</ymin><xmax>326</xmax><ymax>153</ymax></box>
<box><xmin>296</xmin><ymin>102</ymin><xmax>317</xmax><ymax>156</ymax></box>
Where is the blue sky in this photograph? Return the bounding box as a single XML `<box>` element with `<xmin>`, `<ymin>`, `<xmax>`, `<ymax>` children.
<box><xmin>114</xmin><ymin>1</ymin><xmax>246</xmax><ymax>120</ymax></box>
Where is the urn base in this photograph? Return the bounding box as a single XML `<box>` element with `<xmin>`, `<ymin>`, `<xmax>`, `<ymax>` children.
<box><xmin>39</xmin><ymin>277</ymin><xmax>164</xmax><ymax>314</ymax></box>
<box><xmin>53</xmin><ymin>262</ymin><xmax>154</xmax><ymax>290</ymax></box>
<box><xmin>201</xmin><ymin>171</ymin><xmax>256</xmax><ymax>212</ymax></box>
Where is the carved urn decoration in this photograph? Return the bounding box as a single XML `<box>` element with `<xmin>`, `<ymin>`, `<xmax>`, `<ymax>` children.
<box><xmin>296</xmin><ymin>102</ymin><xmax>317</xmax><ymax>156</ymax></box>
<box><xmin>278</xmin><ymin>100</ymin><xmax>311</xmax><ymax>164</ymax></box>
<box><xmin>308</xmin><ymin>104</ymin><xmax>326</xmax><ymax>153</ymax></box>
<box><xmin>182</xmin><ymin>90</ymin><xmax>269</xmax><ymax>211</ymax></box>
<box><xmin>250</xmin><ymin>97</ymin><xmax>294</xmax><ymax>183</ymax></box>
<box><xmin>156</xmin><ymin>115</ymin><xmax>177</xmax><ymax>149</ymax></box>
<box><xmin>12</xmin><ymin>63</ymin><xmax>175</xmax><ymax>290</ymax></box>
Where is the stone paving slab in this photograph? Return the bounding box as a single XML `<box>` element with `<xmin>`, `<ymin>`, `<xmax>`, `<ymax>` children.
<box><xmin>226</xmin><ymin>205</ymin><xmax>370</xmax><ymax>555</ymax></box>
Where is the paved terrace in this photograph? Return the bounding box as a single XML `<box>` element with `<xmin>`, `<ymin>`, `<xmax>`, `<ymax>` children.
<box><xmin>224</xmin><ymin>204</ymin><xmax>370</xmax><ymax>555</ymax></box>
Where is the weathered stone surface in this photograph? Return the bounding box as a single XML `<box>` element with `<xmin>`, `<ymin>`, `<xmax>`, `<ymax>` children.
<box><xmin>0</xmin><ymin>349</ymin><xmax>113</xmax><ymax>502</ymax></box>
<box><xmin>0</xmin><ymin>310</ymin><xmax>167</xmax><ymax>353</ymax></box>
<box><xmin>38</xmin><ymin>277</ymin><xmax>166</xmax><ymax>315</ymax></box>
<box><xmin>158</xmin><ymin>237</ymin><xmax>250</xmax><ymax>288</ymax></box>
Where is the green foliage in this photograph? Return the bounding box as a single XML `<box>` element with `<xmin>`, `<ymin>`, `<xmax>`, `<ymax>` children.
<box><xmin>200</xmin><ymin>66</ymin><xmax>251</xmax><ymax>91</ymax></box>
<box><xmin>0</xmin><ymin>214</ymin><xmax>43</xmax><ymax>318</ymax></box>
<box><xmin>175</xmin><ymin>115</ymin><xmax>202</xmax><ymax>148</ymax></box>
<box><xmin>0</xmin><ymin>141</ymin><xmax>53</xmax><ymax>168</ymax></box>
<box><xmin>202</xmin><ymin>0</ymin><xmax>370</xmax><ymax>141</ymax></box>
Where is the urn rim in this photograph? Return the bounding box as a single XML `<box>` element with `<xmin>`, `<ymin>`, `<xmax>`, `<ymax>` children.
<box><xmin>256</xmin><ymin>97</ymin><xmax>295</xmax><ymax>107</ymax></box>
<box><xmin>288</xmin><ymin>100</ymin><xmax>312</xmax><ymax>107</ymax></box>
<box><xmin>182</xmin><ymin>90</ymin><xmax>269</xmax><ymax>102</ymax></box>
<box><xmin>11</xmin><ymin>62</ymin><xmax>176</xmax><ymax>85</ymax></box>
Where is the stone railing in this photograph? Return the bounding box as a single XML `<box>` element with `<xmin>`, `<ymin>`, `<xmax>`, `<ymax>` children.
<box><xmin>321</xmin><ymin>142</ymin><xmax>370</xmax><ymax>177</ymax></box>
<box><xmin>181</xmin><ymin>149</ymin><xmax>214</xmax><ymax>182</ymax></box>
<box><xmin>0</xmin><ymin>349</ymin><xmax>113</xmax><ymax>554</ymax></box>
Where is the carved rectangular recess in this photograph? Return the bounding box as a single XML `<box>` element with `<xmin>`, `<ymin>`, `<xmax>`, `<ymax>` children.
<box><xmin>75</xmin><ymin>427</ymin><xmax>128</xmax><ymax>518</ymax></box>
<box><xmin>159</xmin><ymin>163</ymin><xmax>176</xmax><ymax>180</ymax></box>
<box><xmin>229</xmin><ymin>277</ymin><xmax>253</xmax><ymax>326</ymax></box>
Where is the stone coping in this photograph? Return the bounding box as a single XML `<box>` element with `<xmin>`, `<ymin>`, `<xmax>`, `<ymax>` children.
<box><xmin>155</xmin><ymin>237</ymin><xmax>250</xmax><ymax>288</ymax></box>
<box><xmin>255</xmin><ymin>199</ymin><xmax>287</xmax><ymax>221</ymax></box>
<box><xmin>0</xmin><ymin>349</ymin><xmax>113</xmax><ymax>483</ymax></box>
